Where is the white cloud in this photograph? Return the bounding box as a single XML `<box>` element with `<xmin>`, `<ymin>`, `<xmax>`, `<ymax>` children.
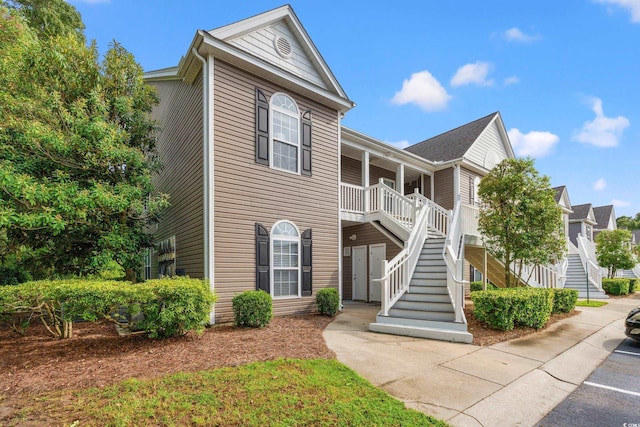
<box><xmin>387</xmin><ymin>140</ymin><xmax>410</xmax><ymax>149</ymax></box>
<box><xmin>596</xmin><ymin>0</ymin><xmax>640</xmax><ymax>23</ymax></box>
<box><xmin>594</xmin><ymin>178</ymin><xmax>607</xmax><ymax>191</ymax></box>
<box><xmin>508</xmin><ymin>128</ymin><xmax>559</xmax><ymax>157</ymax></box>
<box><xmin>504</xmin><ymin>76</ymin><xmax>520</xmax><ymax>85</ymax></box>
<box><xmin>572</xmin><ymin>97</ymin><xmax>630</xmax><ymax>147</ymax></box>
<box><xmin>503</xmin><ymin>27</ymin><xmax>539</xmax><ymax>42</ymax></box>
<box><xmin>391</xmin><ymin>71</ymin><xmax>451</xmax><ymax>112</ymax></box>
<box><xmin>450</xmin><ymin>61</ymin><xmax>494</xmax><ymax>87</ymax></box>
<box><xmin>612</xmin><ymin>198</ymin><xmax>631</xmax><ymax>207</ymax></box>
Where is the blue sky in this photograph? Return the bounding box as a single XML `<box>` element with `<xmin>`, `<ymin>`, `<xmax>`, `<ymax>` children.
<box><xmin>70</xmin><ymin>0</ymin><xmax>640</xmax><ymax>217</ymax></box>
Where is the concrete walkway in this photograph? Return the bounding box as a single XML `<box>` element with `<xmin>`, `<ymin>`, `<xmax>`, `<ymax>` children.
<box><xmin>323</xmin><ymin>294</ymin><xmax>640</xmax><ymax>427</ymax></box>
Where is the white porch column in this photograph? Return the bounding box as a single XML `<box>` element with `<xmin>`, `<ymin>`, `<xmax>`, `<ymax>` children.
<box><xmin>362</xmin><ymin>151</ymin><xmax>370</xmax><ymax>212</ymax></box>
<box><xmin>396</xmin><ymin>163</ymin><xmax>405</xmax><ymax>195</ymax></box>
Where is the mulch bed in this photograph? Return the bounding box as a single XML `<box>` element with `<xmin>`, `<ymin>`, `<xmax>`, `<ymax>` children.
<box><xmin>0</xmin><ymin>306</ymin><xmax>579</xmax><ymax>423</ymax></box>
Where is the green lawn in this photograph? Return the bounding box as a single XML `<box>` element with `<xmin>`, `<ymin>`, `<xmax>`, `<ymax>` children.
<box><xmin>21</xmin><ymin>359</ymin><xmax>448</xmax><ymax>427</ymax></box>
<box><xmin>575</xmin><ymin>300</ymin><xmax>608</xmax><ymax>307</ymax></box>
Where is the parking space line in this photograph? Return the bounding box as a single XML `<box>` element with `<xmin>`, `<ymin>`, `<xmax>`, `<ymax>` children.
<box><xmin>583</xmin><ymin>381</ymin><xmax>640</xmax><ymax>397</ymax></box>
<box><xmin>614</xmin><ymin>349</ymin><xmax>640</xmax><ymax>357</ymax></box>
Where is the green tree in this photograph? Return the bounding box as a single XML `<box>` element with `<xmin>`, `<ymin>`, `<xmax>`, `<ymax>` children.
<box><xmin>616</xmin><ymin>213</ymin><xmax>640</xmax><ymax>231</ymax></box>
<box><xmin>477</xmin><ymin>158</ymin><xmax>565</xmax><ymax>287</ymax></box>
<box><xmin>595</xmin><ymin>229</ymin><xmax>636</xmax><ymax>278</ymax></box>
<box><xmin>0</xmin><ymin>4</ymin><xmax>168</xmax><ymax>282</ymax></box>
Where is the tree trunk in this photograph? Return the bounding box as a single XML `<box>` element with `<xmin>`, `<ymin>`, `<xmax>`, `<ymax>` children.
<box><xmin>125</xmin><ymin>267</ymin><xmax>137</xmax><ymax>283</ymax></box>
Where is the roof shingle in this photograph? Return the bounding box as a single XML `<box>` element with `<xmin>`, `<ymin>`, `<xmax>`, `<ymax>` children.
<box><xmin>405</xmin><ymin>112</ymin><xmax>499</xmax><ymax>162</ymax></box>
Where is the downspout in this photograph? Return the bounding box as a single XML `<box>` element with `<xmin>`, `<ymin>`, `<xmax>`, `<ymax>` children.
<box><xmin>192</xmin><ymin>47</ymin><xmax>215</xmax><ymax>324</ymax></box>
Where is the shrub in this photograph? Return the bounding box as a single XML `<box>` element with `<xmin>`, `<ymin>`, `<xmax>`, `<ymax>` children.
<box><xmin>551</xmin><ymin>289</ymin><xmax>578</xmax><ymax>313</ymax></box>
<box><xmin>316</xmin><ymin>288</ymin><xmax>340</xmax><ymax>317</ymax></box>
<box><xmin>629</xmin><ymin>278</ymin><xmax>637</xmax><ymax>293</ymax></box>
<box><xmin>471</xmin><ymin>288</ymin><xmax>554</xmax><ymax>331</ymax></box>
<box><xmin>137</xmin><ymin>277</ymin><xmax>216</xmax><ymax>338</ymax></box>
<box><xmin>0</xmin><ymin>278</ymin><xmax>215</xmax><ymax>339</ymax></box>
<box><xmin>232</xmin><ymin>290</ymin><xmax>272</xmax><ymax>328</ymax></box>
<box><xmin>470</xmin><ymin>281</ymin><xmax>498</xmax><ymax>292</ymax></box>
<box><xmin>602</xmin><ymin>278</ymin><xmax>630</xmax><ymax>296</ymax></box>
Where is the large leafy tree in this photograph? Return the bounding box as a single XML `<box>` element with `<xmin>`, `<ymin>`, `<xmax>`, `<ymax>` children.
<box><xmin>595</xmin><ymin>229</ymin><xmax>636</xmax><ymax>278</ymax></box>
<box><xmin>616</xmin><ymin>212</ymin><xmax>640</xmax><ymax>231</ymax></box>
<box><xmin>0</xmin><ymin>2</ymin><xmax>168</xmax><ymax>281</ymax></box>
<box><xmin>477</xmin><ymin>157</ymin><xmax>565</xmax><ymax>287</ymax></box>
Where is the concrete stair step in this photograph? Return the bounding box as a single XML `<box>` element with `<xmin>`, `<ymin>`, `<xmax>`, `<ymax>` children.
<box><xmin>414</xmin><ymin>265</ymin><xmax>446</xmax><ymax>273</ymax></box>
<box><xmin>369</xmin><ymin>318</ymin><xmax>472</xmax><ymax>343</ymax></box>
<box><xmin>393</xmin><ymin>300</ymin><xmax>453</xmax><ymax>312</ymax></box>
<box><xmin>408</xmin><ymin>285</ymin><xmax>449</xmax><ymax>295</ymax></box>
<box><xmin>400</xmin><ymin>293</ymin><xmax>451</xmax><ymax>303</ymax></box>
<box><xmin>410</xmin><ymin>279</ymin><xmax>448</xmax><ymax>287</ymax></box>
<box><xmin>412</xmin><ymin>271</ymin><xmax>447</xmax><ymax>280</ymax></box>
<box><xmin>387</xmin><ymin>308</ymin><xmax>455</xmax><ymax>322</ymax></box>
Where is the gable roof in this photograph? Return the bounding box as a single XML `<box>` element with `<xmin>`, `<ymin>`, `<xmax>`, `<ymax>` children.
<box><xmin>145</xmin><ymin>5</ymin><xmax>354</xmax><ymax>113</ymax></box>
<box><xmin>404</xmin><ymin>112</ymin><xmax>500</xmax><ymax>162</ymax></box>
<box><xmin>570</xmin><ymin>203</ymin><xmax>596</xmax><ymax>224</ymax></box>
<box><xmin>552</xmin><ymin>186</ymin><xmax>572</xmax><ymax>212</ymax></box>
<box><xmin>593</xmin><ymin>205</ymin><xmax>615</xmax><ymax>230</ymax></box>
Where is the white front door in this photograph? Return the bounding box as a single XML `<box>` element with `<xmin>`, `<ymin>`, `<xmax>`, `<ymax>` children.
<box><xmin>369</xmin><ymin>243</ymin><xmax>386</xmax><ymax>302</ymax></box>
<box><xmin>352</xmin><ymin>245</ymin><xmax>367</xmax><ymax>301</ymax></box>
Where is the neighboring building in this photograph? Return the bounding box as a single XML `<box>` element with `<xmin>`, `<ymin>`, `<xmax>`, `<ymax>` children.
<box><xmin>592</xmin><ymin>205</ymin><xmax>616</xmax><ymax>241</ymax></box>
<box><xmin>569</xmin><ymin>203</ymin><xmax>596</xmax><ymax>247</ymax></box>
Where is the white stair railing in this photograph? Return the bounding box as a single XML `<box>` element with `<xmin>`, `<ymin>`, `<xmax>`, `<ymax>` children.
<box><xmin>557</xmin><ymin>257</ymin><xmax>568</xmax><ymax>288</ymax></box>
<box><xmin>513</xmin><ymin>262</ymin><xmax>558</xmax><ymax>288</ymax></box>
<box><xmin>367</xmin><ymin>180</ymin><xmax>417</xmax><ymax>230</ymax></box>
<box><xmin>577</xmin><ymin>234</ymin><xmax>604</xmax><ymax>291</ymax></box>
<box><xmin>340</xmin><ymin>183</ymin><xmax>365</xmax><ymax>214</ymax></box>
<box><xmin>407</xmin><ymin>192</ymin><xmax>449</xmax><ymax>236</ymax></box>
<box><xmin>379</xmin><ymin>202</ymin><xmax>430</xmax><ymax>316</ymax></box>
<box><xmin>633</xmin><ymin>264</ymin><xmax>640</xmax><ymax>279</ymax></box>
<box><xmin>443</xmin><ymin>199</ymin><xmax>466</xmax><ymax>323</ymax></box>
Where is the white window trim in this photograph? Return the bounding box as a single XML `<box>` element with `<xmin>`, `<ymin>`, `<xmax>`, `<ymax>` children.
<box><xmin>270</xmin><ymin>220</ymin><xmax>302</xmax><ymax>299</ymax></box>
<box><xmin>382</xmin><ymin>178</ymin><xmax>395</xmax><ymax>189</ymax></box>
<box><xmin>269</xmin><ymin>92</ymin><xmax>301</xmax><ymax>175</ymax></box>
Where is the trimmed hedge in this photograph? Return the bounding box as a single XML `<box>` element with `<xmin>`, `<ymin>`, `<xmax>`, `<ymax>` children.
<box><xmin>316</xmin><ymin>288</ymin><xmax>340</xmax><ymax>317</ymax></box>
<box><xmin>470</xmin><ymin>281</ymin><xmax>498</xmax><ymax>292</ymax></box>
<box><xmin>0</xmin><ymin>277</ymin><xmax>215</xmax><ymax>339</ymax></box>
<box><xmin>602</xmin><ymin>278</ymin><xmax>630</xmax><ymax>296</ymax></box>
<box><xmin>551</xmin><ymin>289</ymin><xmax>578</xmax><ymax>313</ymax></box>
<box><xmin>232</xmin><ymin>290</ymin><xmax>272</xmax><ymax>328</ymax></box>
<box><xmin>629</xmin><ymin>278</ymin><xmax>637</xmax><ymax>293</ymax></box>
<box><xmin>471</xmin><ymin>288</ymin><xmax>554</xmax><ymax>331</ymax></box>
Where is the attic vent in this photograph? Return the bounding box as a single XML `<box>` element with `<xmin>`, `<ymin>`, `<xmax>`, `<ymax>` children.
<box><xmin>274</xmin><ymin>35</ymin><xmax>292</xmax><ymax>58</ymax></box>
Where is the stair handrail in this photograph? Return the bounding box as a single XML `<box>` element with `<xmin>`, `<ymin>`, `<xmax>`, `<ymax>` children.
<box><xmin>633</xmin><ymin>264</ymin><xmax>640</xmax><ymax>279</ymax></box>
<box><xmin>557</xmin><ymin>257</ymin><xmax>568</xmax><ymax>288</ymax></box>
<box><xmin>443</xmin><ymin>198</ymin><xmax>466</xmax><ymax>323</ymax></box>
<box><xmin>378</xmin><ymin>202</ymin><xmax>431</xmax><ymax>316</ymax></box>
<box><xmin>512</xmin><ymin>261</ymin><xmax>558</xmax><ymax>288</ymax></box>
<box><xmin>339</xmin><ymin>182</ymin><xmax>366</xmax><ymax>214</ymax></box>
<box><xmin>367</xmin><ymin>180</ymin><xmax>417</xmax><ymax>231</ymax></box>
<box><xmin>577</xmin><ymin>234</ymin><xmax>604</xmax><ymax>291</ymax></box>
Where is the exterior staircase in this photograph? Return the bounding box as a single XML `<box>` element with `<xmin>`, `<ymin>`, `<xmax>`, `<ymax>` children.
<box><xmin>619</xmin><ymin>269</ymin><xmax>638</xmax><ymax>279</ymax></box>
<box><xmin>564</xmin><ymin>254</ymin><xmax>608</xmax><ymax>299</ymax></box>
<box><xmin>464</xmin><ymin>246</ymin><xmax>529</xmax><ymax>288</ymax></box>
<box><xmin>369</xmin><ymin>238</ymin><xmax>473</xmax><ymax>343</ymax></box>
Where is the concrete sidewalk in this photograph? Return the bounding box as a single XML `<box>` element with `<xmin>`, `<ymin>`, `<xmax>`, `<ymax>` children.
<box><xmin>323</xmin><ymin>294</ymin><xmax>640</xmax><ymax>427</ymax></box>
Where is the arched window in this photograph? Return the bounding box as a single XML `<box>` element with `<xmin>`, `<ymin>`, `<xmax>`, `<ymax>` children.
<box><xmin>271</xmin><ymin>220</ymin><xmax>300</xmax><ymax>297</ymax></box>
<box><xmin>270</xmin><ymin>93</ymin><xmax>299</xmax><ymax>173</ymax></box>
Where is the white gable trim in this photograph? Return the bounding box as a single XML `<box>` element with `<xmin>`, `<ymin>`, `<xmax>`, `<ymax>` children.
<box><xmin>208</xmin><ymin>5</ymin><xmax>348</xmax><ymax>101</ymax></box>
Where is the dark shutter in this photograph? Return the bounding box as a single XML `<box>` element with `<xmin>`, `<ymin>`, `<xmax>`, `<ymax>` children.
<box><xmin>301</xmin><ymin>110</ymin><xmax>312</xmax><ymax>176</ymax></box>
<box><xmin>301</xmin><ymin>228</ymin><xmax>312</xmax><ymax>296</ymax></box>
<box><xmin>255</xmin><ymin>223</ymin><xmax>270</xmax><ymax>292</ymax></box>
<box><xmin>255</xmin><ymin>88</ymin><xmax>269</xmax><ymax>165</ymax></box>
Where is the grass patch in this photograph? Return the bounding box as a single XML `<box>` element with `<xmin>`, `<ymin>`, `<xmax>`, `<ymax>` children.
<box><xmin>20</xmin><ymin>359</ymin><xmax>447</xmax><ymax>427</ymax></box>
<box><xmin>575</xmin><ymin>300</ymin><xmax>608</xmax><ymax>307</ymax></box>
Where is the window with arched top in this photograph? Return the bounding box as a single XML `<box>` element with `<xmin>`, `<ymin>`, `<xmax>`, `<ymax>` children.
<box><xmin>270</xmin><ymin>93</ymin><xmax>300</xmax><ymax>173</ymax></box>
<box><xmin>271</xmin><ymin>220</ymin><xmax>300</xmax><ymax>297</ymax></box>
